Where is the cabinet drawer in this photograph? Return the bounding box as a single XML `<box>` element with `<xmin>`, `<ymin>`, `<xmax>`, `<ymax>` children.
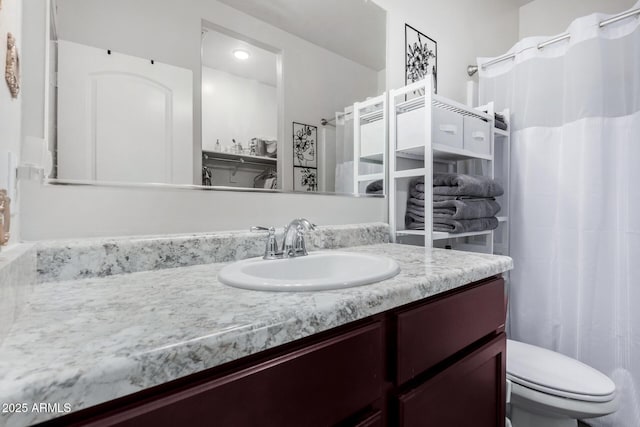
<box><xmin>396</xmin><ymin>107</ymin><xmax>463</xmax><ymax>152</ymax></box>
<box><xmin>398</xmin><ymin>333</ymin><xmax>506</xmax><ymax>427</ymax></box>
<box><xmin>397</xmin><ymin>107</ymin><xmax>426</xmax><ymax>152</ymax></box>
<box><xmin>433</xmin><ymin>107</ymin><xmax>464</xmax><ymax>149</ymax></box>
<box><xmin>463</xmin><ymin>116</ymin><xmax>491</xmax><ymax>156</ymax></box>
<box><xmin>84</xmin><ymin>323</ymin><xmax>383</xmax><ymax>427</ymax></box>
<box><xmin>360</xmin><ymin>119</ymin><xmax>385</xmax><ymax>159</ymax></box>
<box><xmin>395</xmin><ymin>278</ymin><xmax>504</xmax><ymax>385</ymax></box>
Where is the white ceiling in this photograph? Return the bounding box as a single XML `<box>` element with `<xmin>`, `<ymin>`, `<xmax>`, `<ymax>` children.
<box><xmin>216</xmin><ymin>0</ymin><xmax>386</xmax><ymax>71</ymax></box>
<box><xmin>201</xmin><ymin>29</ymin><xmax>278</xmax><ymax>87</ymax></box>
<box><xmin>513</xmin><ymin>0</ymin><xmax>536</xmax><ymax>6</ymax></box>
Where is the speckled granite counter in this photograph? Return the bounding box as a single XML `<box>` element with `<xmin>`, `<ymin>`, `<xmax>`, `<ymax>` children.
<box><xmin>0</xmin><ymin>243</ymin><xmax>512</xmax><ymax>427</ymax></box>
<box><xmin>36</xmin><ymin>223</ymin><xmax>390</xmax><ymax>283</ymax></box>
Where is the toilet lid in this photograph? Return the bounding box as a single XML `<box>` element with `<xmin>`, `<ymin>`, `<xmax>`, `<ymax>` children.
<box><xmin>507</xmin><ymin>340</ymin><xmax>616</xmax><ymax>403</ymax></box>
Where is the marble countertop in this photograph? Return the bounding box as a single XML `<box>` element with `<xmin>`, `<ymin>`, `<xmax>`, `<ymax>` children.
<box><xmin>0</xmin><ymin>244</ymin><xmax>512</xmax><ymax>427</ymax></box>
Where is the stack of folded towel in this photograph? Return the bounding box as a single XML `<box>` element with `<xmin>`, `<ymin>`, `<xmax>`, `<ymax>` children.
<box><xmin>405</xmin><ymin>179</ymin><xmax>427</xmax><ymax>230</ymax></box>
<box><xmin>433</xmin><ymin>173</ymin><xmax>503</xmax><ymax>233</ymax></box>
<box><xmin>366</xmin><ymin>180</ymin><xmax>384</xmax><ymax>195</ymax></box>
<box><xmin>405</xmin><ymin>173</ymin><xmax>504</xmax><ymax>234</ymax></box>
<box><xmin>495</xmin><ymin>113</ymin><xmax>508</xmax><ymax>131</ymax></box>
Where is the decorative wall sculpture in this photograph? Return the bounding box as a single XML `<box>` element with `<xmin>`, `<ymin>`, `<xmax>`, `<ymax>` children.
<box><xmin>292</xmin><ymin>122</ymin><xmax>317</xmax><ymax>168</ymax></box>
<box><xmin>5</xmin><ymin>32</ymin><xmax>20</xmax><ymax>99</ymax></box>
<box><xmin>0</xmin><ymin>189</ymin><xmax>11</xmax><ymax>246</ymax></box>
<box><xmin>405</xmin><ymin>24</ymin><xmax>437</xmax><ymax>94</ymax></box>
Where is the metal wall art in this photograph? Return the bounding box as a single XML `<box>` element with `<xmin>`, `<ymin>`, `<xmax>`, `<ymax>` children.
<box><xmin>405</xmin><ymin>24</ymin><xmax>437</xmax><ymax>94</ymax></box>
<box><xmin>293</xmin><ymin>167</ymin><xmax>318</xmax><ymax>192</ymax></box>
<box><xmin>292</xmin><ymin>122</ymin><xmax>317</xmax><ymax>192</ymax></box>
<box><xmin>5</xmin><ymin>32</ymin><xmax>20</xmax><ymax>99</ymax></box>
<box><xmin>292</xmin><ymin>122</ymin><xmax>317</xmax><ymax>168</ymax></box>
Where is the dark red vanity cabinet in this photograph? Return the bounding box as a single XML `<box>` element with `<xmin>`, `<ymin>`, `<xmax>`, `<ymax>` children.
<box><xmin>397</xmin><ymin>334</ymin><xmax>506</xmax><ymax>427</ymax></box>
<box><xmin>354</xmin><ymin>410</ymin><xmax>384</xmax><ymax>427</ymax></box>
<box><xmin>46</xmin><ymin>277</ymin><xmax>506</xmax><ymax>427</ymax></box>
<box><xmin>74</xmin><ymin>323</ymin><xmax>384</xmax><ymax>427</ymax></box>
<box><xmin>395</xmin><ymin>277</ymin><xmax>505</xmax><ymax>385</ymax></box>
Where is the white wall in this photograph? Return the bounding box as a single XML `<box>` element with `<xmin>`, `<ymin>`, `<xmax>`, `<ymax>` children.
<box><xmin>519</xmin><ymin>0</ymin><xmax>638</xmax><ymax>39</ymax></box>
<box><xmin>374</xmin><ymin>0</ymin><xmax>520</xmax><ymax>103</ymax></box>
<box><xmin>0</xmin><ymin>0</ymin><xmax>22</xmax><ymax>245</ymax></box>
<box><xmin>201</xmin><ymin>67</ymin><xmax>277</xmax><ymax>152</ymax></box>
<box><xmin>20</xmin><ymin>181</ymin><xmax>385</xmax><ymax>240</ymax></box>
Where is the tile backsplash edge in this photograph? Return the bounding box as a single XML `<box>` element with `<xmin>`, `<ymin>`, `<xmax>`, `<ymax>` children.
<box><xmin>36</xmin><ymin>223</ymin><xmax>390</xmax><ymax>284</ymax></box>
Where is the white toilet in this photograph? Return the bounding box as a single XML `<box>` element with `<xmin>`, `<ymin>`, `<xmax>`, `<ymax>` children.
<box><xmin>507</xmin><ymin>340</ymin><xmax>619</xmax><ymax>427</ymax></box>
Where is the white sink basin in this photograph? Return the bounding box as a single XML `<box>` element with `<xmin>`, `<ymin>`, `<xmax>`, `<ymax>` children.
<box><xmin>218</xmin><ymin>251</ymin><xmax>401</xmax><ymax>292</ymax></box>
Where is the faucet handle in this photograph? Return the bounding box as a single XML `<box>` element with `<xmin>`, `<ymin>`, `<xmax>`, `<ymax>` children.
<box><xmin>250</xmin><ymin>226</ymin><xmax>280</xmax><ymax>260</ymax></box>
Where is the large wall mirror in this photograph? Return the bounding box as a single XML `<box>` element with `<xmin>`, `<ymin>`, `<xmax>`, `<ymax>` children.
<box><xmin>48</xmin><ymin>0</ymin><xmax>387</xmax><ymax>196</ymax></box>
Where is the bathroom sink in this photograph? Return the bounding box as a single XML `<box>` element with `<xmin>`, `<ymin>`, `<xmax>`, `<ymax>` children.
<box><xmin>218</xmin><ymin>251</ymin><xmax>401</xmax><ymax>292</ymax></box>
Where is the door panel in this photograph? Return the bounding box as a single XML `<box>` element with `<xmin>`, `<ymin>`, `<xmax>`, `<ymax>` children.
<box><xmin>57</xmin><ymin>41</ymin><xmax>193</xmax><ymax>184</ymax></box>
<box><xmin>398</xmin><ymin>333</ymin><xmax>506</xmax><ymax>427</ymax></box>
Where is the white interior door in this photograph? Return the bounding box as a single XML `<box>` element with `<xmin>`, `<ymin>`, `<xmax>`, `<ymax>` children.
<box><xmin>57</xmin><ymin>40</ymin><xmax>193</xmax><ymax>184</ymax></box>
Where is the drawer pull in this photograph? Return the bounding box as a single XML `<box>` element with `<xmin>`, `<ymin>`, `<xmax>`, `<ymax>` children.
<box><xmin>439</xmin><ymin>125</ymin><xmax>458</xmax><ymax>135</ymax></box>
<box><xmin>472</xmin><ymin>131</ymin><xmax>486</xmax><ymax>141</ymax></box>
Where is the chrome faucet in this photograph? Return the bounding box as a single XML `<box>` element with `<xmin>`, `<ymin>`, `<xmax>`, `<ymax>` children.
<box><xmin>251</xmin><ymin>218</ymin><xmax>316</xmax><ymax>260</ymax></box>
<box><xmin>282</xmin><ymin>218</ymin><xmax>316</xmax><ymax>258</ymax></box>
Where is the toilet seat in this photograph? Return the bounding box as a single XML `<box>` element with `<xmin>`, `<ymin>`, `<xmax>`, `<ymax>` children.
<box><xmin>507</xmin><ymin>340</ymin><xmax>616</xmax><ymax>403</ymax></box>
<box><xmin>509</xmin><ymin>381</ymin><xmax>619</xmax><ymax>421</ymax></box>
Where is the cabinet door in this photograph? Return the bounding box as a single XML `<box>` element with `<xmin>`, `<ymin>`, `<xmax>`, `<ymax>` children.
<box><xmin>398</xmin><ymin>333</ymin><xmax>506</xmax><ymax>427</ymax></box>
<box><xmin>80</xmin><ymin>323</ymin><xmax>383</xmax><ymax>427</ymax></box>
<box><xmin>395</xmin><ymin>277</ymin><xmax>505</xmax><ymax>384</ymax></box>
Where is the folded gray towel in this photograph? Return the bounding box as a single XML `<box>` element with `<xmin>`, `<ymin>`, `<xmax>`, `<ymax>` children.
<box><xmin>409</xmin><ymin>197</ymin><xmax>425</xmax><ymax>207</ymax></box>
<box><xmin>433</xmin><ymin>217</ymin><xmax>499</xmax><ymax>234</ymax></box>
<box><xmin>410</xmin><ymin>189</ymin><xmax>425</xmax><ymax>200</ymax></box>
<box><xmin>433</xmin><ymin>173</ymin><xmax>504</xmax><ymax>198</ymax></box>
<box><xmin>433</xmin><ymin>198</ymin><xmax>501</xmax><ymax>220</ymax></box>
<box><xmin>495</xmin><ymin>120</ymin><xmax>508</xmax><ymax>131</ymax></box>
<box><xmin>433</xmin><ymin>195</ymin><xmax>495</xmax><ymax>201</ymax></box>
<box><xmin>366</xmin><ymin>180</ymin><xmax>384</xmax><ymax>194</ymax></box>
<box><xmin>406</xmin><ymin>205</ymin><xmax>425</xmax><ymax>218</ymax></box>
<box><xmin>406</xmin><ymin>222</ymin><xmax>425</xmax><ymax>230</ymax></box>
<box><xmin>416</xmin><ymin>183</ymin><xmax>425</xmax><ymax>192</ymax></box>
<box><xmin>405</xmin><ymin>212</ymin><xmax>425</xmax><ymax>230</ymax></box>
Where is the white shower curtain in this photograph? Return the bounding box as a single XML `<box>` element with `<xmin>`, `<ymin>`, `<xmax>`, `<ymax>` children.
<box><xmin>479</xmin><ymin>3</ymin><xmax>640</xmax><ymax>426</ymax></box>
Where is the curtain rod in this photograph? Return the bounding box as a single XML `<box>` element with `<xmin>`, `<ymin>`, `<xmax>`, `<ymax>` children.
<box><xmin>467</xmin><ymin>6</ymin><xmax>640</xmax><ymax>76</ymax></box>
